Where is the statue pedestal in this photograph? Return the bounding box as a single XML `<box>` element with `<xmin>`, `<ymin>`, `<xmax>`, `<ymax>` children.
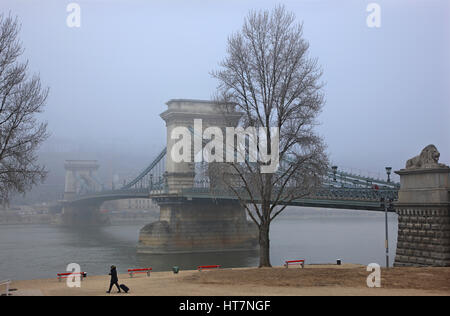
<box><xmin>394</xmin><ymin>167</ymin><xmax>450</xmax><ymax>266</ymax></box>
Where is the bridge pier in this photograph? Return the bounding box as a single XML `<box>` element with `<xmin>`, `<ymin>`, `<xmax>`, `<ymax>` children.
<box><xmin>60</xmin><ymin>202</ymin><xmax>110</xmax><ymax>226</ymax></box>
<box><xmin>138</xmin><ymin>198</ymin><xmax>258</xmax><ymax>254</ymax></box>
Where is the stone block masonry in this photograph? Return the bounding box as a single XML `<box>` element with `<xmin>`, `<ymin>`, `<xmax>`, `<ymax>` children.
<box><xmin>395</xmin><ymin>208</ymin><xmax>450</xmax><ymax>266</ymax></box>
<box><xmin>137</xmin><ymin>198</ymin><xmax>258</xmax><ymax>254</ymax></box>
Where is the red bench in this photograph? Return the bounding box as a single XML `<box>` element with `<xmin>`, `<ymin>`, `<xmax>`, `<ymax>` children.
<box><xmin>284</xmin><ymin>260</ymin><xmax>305</xmax><ymax>269</ymax></box>
<box><xmin>57</xmin><ymin>272</ymin><xmax>87</xmax><ymax>282</ymax></box>
<box><xmin>197</xmin><ymin>265</ymin><xmax>221</xmax><ymax>271</ymax></box>
<box><xmin>128</xmin><ymin>268</ymin><xmax>152</xmax><ymax>278</ymax></box>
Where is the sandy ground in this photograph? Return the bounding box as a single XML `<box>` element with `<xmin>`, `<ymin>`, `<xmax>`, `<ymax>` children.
<box><xmin>3</xmin><ymin>264</ymin><xmax>450</xmax><ymax>296</ymax></box>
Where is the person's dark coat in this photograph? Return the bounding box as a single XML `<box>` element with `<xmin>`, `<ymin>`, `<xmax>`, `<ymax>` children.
<box><xmin>109</xmin><ymin>266</ymin><xmax>118</xmax><ymax>283</ymax></box>
<box><xmin>107</xmin><ymin>265</ymin><xmax>121</xmax><ymax>293</ymax></box>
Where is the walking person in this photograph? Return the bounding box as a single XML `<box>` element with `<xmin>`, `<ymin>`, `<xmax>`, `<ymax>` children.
<box><xmin>106</xmin><ymin>265</ymin><xmax>121</xmax><ymax>293</ymax></box>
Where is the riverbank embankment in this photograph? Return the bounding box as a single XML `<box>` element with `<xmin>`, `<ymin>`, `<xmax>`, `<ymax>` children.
<box><xmin>3</xmin><ymin>264</ymin><xmax>449</xmax><ymax>296</ymax></box>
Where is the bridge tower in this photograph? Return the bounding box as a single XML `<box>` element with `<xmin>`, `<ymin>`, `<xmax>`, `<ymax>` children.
<box><xmin>160</xmin><ymin>99</ymin><xmax>242</xmax><ymax>192</ymax></box>
<box><xmin>138</xmin><ymin>99</ymin><xmax>258</xmax><ymax>254</ymax></box>
<box><xmin>60</xmin><ymin>160</ymin><xmax>108</xmax><ymax>226</ymax></box>
<box><xmin>64</xmin><ymin>160</ymin><xmax>101</xmax><ymax>200</ymax></box>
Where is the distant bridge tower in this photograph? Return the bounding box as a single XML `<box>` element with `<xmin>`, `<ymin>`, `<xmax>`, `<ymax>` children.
<box><xmin>64</xmin><ymin>160</ymin><xmax>101</xmax><ymax>200</ymax></box>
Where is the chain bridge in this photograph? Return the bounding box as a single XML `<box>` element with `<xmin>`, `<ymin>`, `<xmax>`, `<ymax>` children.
<box><xmin>60</xmin><ymin>99</ymin><xmax>400</xmax><ymax>254</ymax></box>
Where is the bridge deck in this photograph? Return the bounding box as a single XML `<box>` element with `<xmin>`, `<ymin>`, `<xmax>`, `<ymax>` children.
<box><xmin>64</xmin><ymin>145</ymin><xmax>399</xmax><ymax>212</ymax></box>
<box><xmin>64</xmin><ymin>186</ymin><xmax>396</xmax><ymax>212</ymax></box>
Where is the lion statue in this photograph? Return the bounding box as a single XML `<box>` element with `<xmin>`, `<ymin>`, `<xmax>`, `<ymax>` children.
<box><xmin>405</xmin><ymin>144</ymin><xmax>448</xmax><ymax>169</ymax></box>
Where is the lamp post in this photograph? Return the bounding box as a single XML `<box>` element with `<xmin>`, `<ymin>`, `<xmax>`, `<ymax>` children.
<box><xmin>384</xmin><ymin>166</ymin><xmax>392</xmax><ymax>268</ymax></box>
<box><xmin>332</xmin><ymin>166</ymin><xmax>338</xmax><ymax>182</ymax></box>
<box><xmin>385</xmin><ymin>167</ymin><xmax>392</xmax><ymax>183</ymax></box>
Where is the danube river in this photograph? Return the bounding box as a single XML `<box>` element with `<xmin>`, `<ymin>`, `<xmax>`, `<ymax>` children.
<box><xmin>0</xmin><ymin>207</ymin><xmax>397</xmax><ymax>280</ymax></box>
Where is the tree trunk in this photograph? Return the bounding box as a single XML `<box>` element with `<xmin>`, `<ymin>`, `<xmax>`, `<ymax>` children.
<box><xmin>259</xmin><ymin>221</ymin><xmax>271</xmax><ymax>267</ymax></box>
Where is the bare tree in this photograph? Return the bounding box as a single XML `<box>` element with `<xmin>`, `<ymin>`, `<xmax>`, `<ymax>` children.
<box><xmin>0</xmin><ymin>14</ymin><xmax>49</xmax><ymax>203</ymax></box>
<box><xmin>212</xmin><ymin>6</ymin><xmax>328</xmax><ymax>267</ymax></box>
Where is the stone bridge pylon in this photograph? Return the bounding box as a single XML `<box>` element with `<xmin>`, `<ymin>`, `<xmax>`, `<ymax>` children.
<box><xmin>138</xmin><ymin>99</ymin><xmax>258</xmax><ymax>254</ymax></box>
<box><xmin>60</xmin><ymin>160</ymin><xmax>108</xmax><ymax>226</ymax></box>
<box><xmin>64</xmin><ymin>160</ymin><xmax>102</xmax><ymax>200</ymax></box>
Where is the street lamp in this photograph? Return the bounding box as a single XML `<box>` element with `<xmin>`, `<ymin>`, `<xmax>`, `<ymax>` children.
<box><xmin>382</xmin><ymin>197</ymin><xmax>390</xmax><ymax>268</ymax></box>
<box><xmin>332</xmin><ymin>165</ymin><xmax>338</xmax><ymax>182</ymax></box>
<box><xmin>385</xmin><ymin>167</ymin><xmax>392</xmax><ymax>183</ymax></box>
<box><xmin>384</xmin><ymin>166</ymin><xmax>392</xmax><ymax>268</ymax></box>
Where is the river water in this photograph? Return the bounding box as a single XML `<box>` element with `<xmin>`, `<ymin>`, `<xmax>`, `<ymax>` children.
<box><xmin>0</xmin><ymin>207</ymin><xmax>397</xmax><ymax>280</ymax></box>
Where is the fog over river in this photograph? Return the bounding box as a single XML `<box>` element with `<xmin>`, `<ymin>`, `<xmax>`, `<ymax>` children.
<box><xmin>0</xmin><ymin>207</ymin><xmax>397</xmax><ymax>280</ymax></box>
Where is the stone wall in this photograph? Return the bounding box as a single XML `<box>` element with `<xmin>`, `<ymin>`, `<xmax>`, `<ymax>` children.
<box><xmin>395</xmin><ymin>208</ymin><xmax>450</xmax><ymax>266</ymax></box>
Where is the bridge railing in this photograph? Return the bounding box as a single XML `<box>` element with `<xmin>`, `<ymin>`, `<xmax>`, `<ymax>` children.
<box><xmin>179</xmin><ymin>186</ymin><xmax>398</xmax><ymax>202</ymax></box>
<box><xmin>69</xmin><ymin>139</ymin><xmax>400</xmax><ymax>205</ymax></box>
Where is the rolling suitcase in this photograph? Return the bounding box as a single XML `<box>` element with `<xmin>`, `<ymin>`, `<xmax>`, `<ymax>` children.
<box><xmin>120</xmin><ymin>284</ymin><xmax>129</xmax><ymax>293</ymax></box>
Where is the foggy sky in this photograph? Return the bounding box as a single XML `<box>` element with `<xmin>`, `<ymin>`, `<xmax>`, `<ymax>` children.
<box><xmin>1</xmin><ymin>0</ymin><xmax>449</xmax><ymax>180</ymax></box>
